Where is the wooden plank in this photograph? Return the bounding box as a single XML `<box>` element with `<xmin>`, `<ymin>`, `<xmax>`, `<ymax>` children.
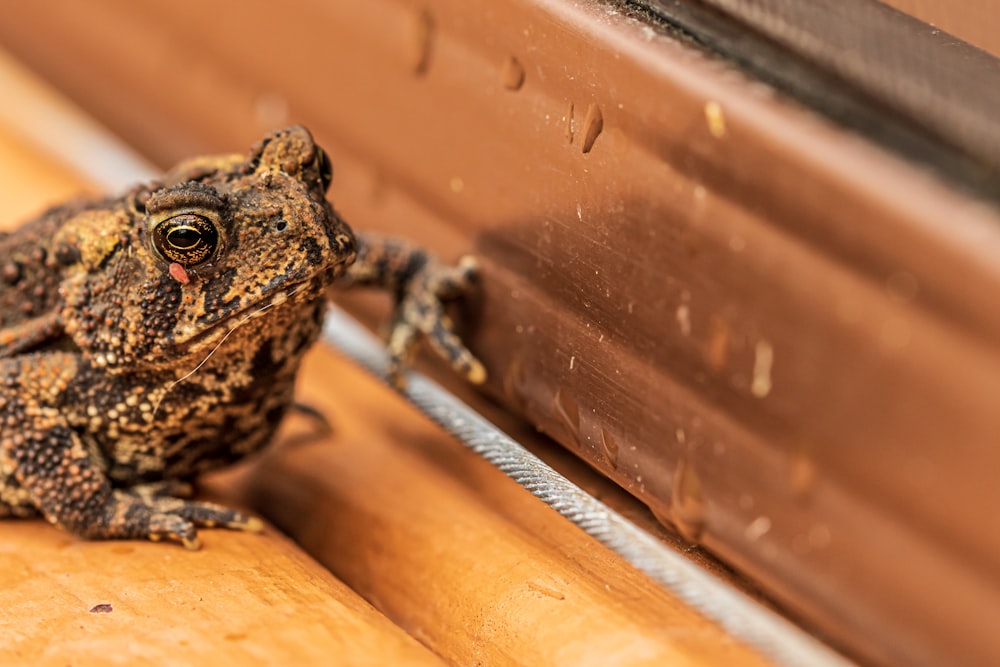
<box><xmin>0</xmin><ymin>523</ymin><xmax>448</xmax><ymax>667</ymax></box>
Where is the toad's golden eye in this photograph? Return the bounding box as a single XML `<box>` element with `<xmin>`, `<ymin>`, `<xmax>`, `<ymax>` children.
<box><xmin>151</xmin><ymin>213</ymin><xmax>220</xmax><ymax>267</ymax></box>
<box><xmin>315</xmin><ymin>146</ymin><xmax>333</xmax><ymax>193</ymax></box>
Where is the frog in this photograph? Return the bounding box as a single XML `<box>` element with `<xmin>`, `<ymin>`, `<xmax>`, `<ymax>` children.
<box><xmin>0</xmin><ymin>125</ymin><xmax>484</xmax><ymax>549</ymax></box>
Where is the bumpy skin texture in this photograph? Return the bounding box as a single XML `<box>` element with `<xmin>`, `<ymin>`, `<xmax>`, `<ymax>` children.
<box><xmin>0</xmin><ymin>126</ymin><xmax>483</xmax><ymax>549</ymax></box>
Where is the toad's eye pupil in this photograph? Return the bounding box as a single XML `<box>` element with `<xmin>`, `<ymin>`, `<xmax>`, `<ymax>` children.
<box><xmin>152</xmin><ymin>213</ymin><xmax>220</xmax><ymax>267</ymax></box>
<box><xmin>167</xmin><ymin>226</ymin><xmax>202</xmax><ymax>249</ymax></box>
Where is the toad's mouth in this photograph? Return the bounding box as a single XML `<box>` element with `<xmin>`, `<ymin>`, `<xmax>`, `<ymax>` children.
<box><xmin>174</xmin><ymin>263</ymin><xmax>341</xmax><ymax>353</ymax></box>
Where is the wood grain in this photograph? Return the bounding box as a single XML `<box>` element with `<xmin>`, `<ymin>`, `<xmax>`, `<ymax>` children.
<box><xmin>0</xmin><ymin>523</ymin><xmax>447</xmax><ymax>667</ymax></box>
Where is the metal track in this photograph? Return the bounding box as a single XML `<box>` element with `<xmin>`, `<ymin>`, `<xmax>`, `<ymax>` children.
<box><xmin>321</xmin><ymin>306</ymin><xmax>854</xmax><ymax>667</ymax></box>
<box><xmin>625</xmin><ymin>0</ymin><xmax>1000</xmax><ymax>203</ymax></box>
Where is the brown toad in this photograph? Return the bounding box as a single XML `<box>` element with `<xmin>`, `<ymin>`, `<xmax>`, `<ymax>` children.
<box><xmin>0</xmin><ymin>126</ymin><xmax>484</xmax><ymax>548</ymax></box>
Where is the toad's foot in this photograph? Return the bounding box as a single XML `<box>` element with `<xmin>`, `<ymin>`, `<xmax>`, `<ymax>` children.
<box><xmin>340</xmin><ymin>234</ymin><xmax>487</xmax><ymax>388</ymax></box>
<box><xmin>385</xmin><ymin>255</ymin><xmax>486</xmax><ymax>387</ymax></box>
<box><xmin>83</xmin><ymin>492</ymin><xmax>263</xmax><ymax>550</ymax></box>
<box><xmin>142</xmin><ymin>496</ymin><xmax>264</xmax><ymax>549</ymax></box>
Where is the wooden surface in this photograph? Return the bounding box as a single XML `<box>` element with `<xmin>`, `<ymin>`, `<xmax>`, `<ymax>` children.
<box><xmin>0</xmin><ymin>524</ymin><xmax>448</xmax><ymax>667</ymax></box>
<box><xmin>6</xmin><ymin>3</ymin><xmax>992</xmax><ymax>666</ymax></box>
<box><xmin>0</xmin><ymin>51</ymin><xmax>781</xmax><ymax>667</ymax></box>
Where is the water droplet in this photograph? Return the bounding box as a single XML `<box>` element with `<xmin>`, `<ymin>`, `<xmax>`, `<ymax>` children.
<box><xmin>565</xmin><ymin>102</ymin><xmax>575</xmax><ymax>144</ymax></box>
<box><xmin>409</xmin><ymin>9</ymin><xmax>435</xmax><ymax>76</ymax></box>
<box><xmin>706</xmin><ymin>316</ymin><xmax>730</xmax><ymax>370</ymax></box>
<box><xmin>580</xmin><ymin>103</ymin><xmax>604</xmax><ymax>153</ymax></box>
<box><xmin>704</xmin><ymin>101</ymin><xmax>727</xmax><ymax>138</ymax></box>
<box><xmin>600</xmin><ymin>428</ymin><xmax>620</xmax><ymax>469</ymax></box>
<box><xmin>676</xmin><ymin>304</ymin><xmax>691</xmax><ymax>336</ymax></box>
<box><xmin>552</xmin><ymin>388</ymin><xmax>581</xmax><ymax>445</ymax></box>
<box><xmin>751</xmin><ymin>339</ymin><xmax>774</xmax><ymax>398</ymax></box>
<box><xmin>501</xmin><ymin>55</ymin><xmax>525</xmax><ymax>90</ymax></box>
<box><xmin>503</xmin><ymin>355</ymin><xmax>528</xmax><ymax>410</ymax></box>
<box><xmin>671</xmin><ymin>459</ymin><xmax>707</xmax><ymax>542</ymax></box>
<box><xmin>744</xmin><ymin>516</ymin><xmax>772</xmax><ymax>541</ymax></box>
<box><xmin>789</xmin><ymin>451</ymin><xmax>817</xmax><ymax>499</ymax></box>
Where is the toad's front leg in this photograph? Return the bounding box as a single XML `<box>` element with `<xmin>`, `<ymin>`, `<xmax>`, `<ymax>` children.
<box><xmin>0</xmin><ymin>356</ymin><xmax>261</xmax><ymax>549</ymax></box>
<box><xmin>338</xmin><ymin>232</ymin><xmax>486</xmax><ymax>386</ymax></box>
<box><xmin>4</xmin><ymin>425</ymin><xmax>261</xmax><ymax>549</ymax></box>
